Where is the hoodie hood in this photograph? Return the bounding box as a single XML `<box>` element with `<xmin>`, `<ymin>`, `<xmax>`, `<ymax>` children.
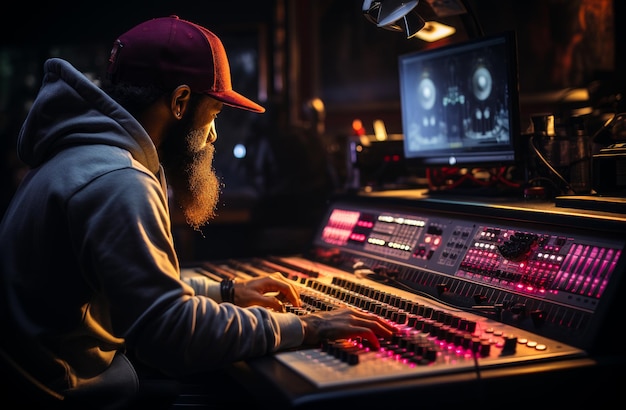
<box><xmin>17</xmin><ymin>58</ymin><xmax>160</xmax><ymax>174</ymax></box>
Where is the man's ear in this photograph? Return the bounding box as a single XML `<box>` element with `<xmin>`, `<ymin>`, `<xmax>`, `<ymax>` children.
<box><xmin>170</xmin><ymin>85</ymin><xmax>192</xmax><ymax>120</ymax></box>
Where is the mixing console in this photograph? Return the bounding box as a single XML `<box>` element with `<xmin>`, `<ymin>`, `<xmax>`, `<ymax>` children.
<box><xmin>184</xmin><ymin>193</ymin><xmax>626</xmax><ymax>406</ymax></box>
<box><xmin>303</xmin><ymin>198</ymin><xmax>624</xmax><ymax>350</ymax></box>
<box><xmin>194</xmin><ymin>256</ymin><xmax>584</xmax><ymax>389</ymax></box>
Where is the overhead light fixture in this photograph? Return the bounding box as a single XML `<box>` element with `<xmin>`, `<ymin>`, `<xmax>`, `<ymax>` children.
<box><xmin>362</xmin><ymin>0</ymin><xmax>426</xmax><ymax>39</ymax></box>
<box><xmin>363</xmin><ymin>0</ymin><xmax>475</xmax><ymax>42</ymax></box>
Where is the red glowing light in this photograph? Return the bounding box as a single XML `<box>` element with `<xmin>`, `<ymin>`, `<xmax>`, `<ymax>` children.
<box><xmin>352</xmin><ymin>119</ymin><xmax>366</xmax><ymax>136</ymax></box>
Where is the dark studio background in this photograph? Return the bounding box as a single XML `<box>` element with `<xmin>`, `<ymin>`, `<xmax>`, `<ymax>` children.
<box><xmin>1</xmin><ymin>0</ymin><xmax>623</xmax><ymax>263</ymax></box>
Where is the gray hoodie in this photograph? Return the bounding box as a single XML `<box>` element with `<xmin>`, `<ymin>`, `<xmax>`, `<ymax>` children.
<box><xmin>0</xmin><ymin>58</ymin><xmax>304</xmax><ymax>407</ymax></box>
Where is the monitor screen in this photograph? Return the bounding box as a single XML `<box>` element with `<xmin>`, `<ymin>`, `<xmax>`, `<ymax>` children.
<box><xmin>398</xmin><ymin>32</ymin><xmax>521</xmax><ymax>168</ymax></box>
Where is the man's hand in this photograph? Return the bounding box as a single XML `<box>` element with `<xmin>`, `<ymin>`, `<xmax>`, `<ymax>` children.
<box><xmin>300</xmin><ymin>307</ymin><xmax>397</xmax><ymax>349</ymax></box>
<box><xmin>233</xmin><ymin>272</ymin><xmax>301</xmax><ymax>312</ymax></box>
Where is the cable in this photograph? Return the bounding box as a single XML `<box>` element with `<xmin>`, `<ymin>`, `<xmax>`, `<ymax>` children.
<box><xmin>460</xmin><ymin>0</ymin><xmax>485</xmax><ymax>38</ymax></box>
<box><xmin>529</xmin><ymin>134</ymin><xmax>574</xmax><ymax>195</ymax></box>
<box><xmin>592</xmin><ymin>112</ymin><xmax>625</xmax><ymax>144</ymax></box>
<box><xmin>473</xmin><ymin>351</ymin><xmax>485</xmax><ymax>406</ymax></box>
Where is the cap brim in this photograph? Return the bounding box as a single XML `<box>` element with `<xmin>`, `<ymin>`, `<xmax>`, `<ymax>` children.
<box><xmin>207</xmin><ymin>90</ymin><xmax>265</xmax><ymax>113</ymax></box>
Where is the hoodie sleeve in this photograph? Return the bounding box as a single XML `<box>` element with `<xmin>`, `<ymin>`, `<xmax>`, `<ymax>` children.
<box><xmin>68</xmin><ymin>165</ymin><xmax>305</xmax><ymax>376</ymax></box>
<box><xmin>182</xmin><ymin>274</ymin><xmax>222</xmax><ymax>301</ymax></box>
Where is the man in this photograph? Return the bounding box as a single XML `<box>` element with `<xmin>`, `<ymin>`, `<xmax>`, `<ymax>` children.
<box><xmin>0</xmin><ymin>16</ymin><xmax>395</xmax><ymax>409</ymax></box>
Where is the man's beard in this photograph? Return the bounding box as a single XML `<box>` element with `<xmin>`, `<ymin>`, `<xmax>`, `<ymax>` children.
<box><xmin>160</xmin><ymin>120</ymin><xmax>222</xmax><ymax>231</ymax></box>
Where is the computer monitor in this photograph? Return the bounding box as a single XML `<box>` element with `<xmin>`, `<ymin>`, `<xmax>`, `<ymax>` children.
<box><xmin>398</xmin><ymin>32</ymin><xmax>521</xmax><ymax>171</ymax></box>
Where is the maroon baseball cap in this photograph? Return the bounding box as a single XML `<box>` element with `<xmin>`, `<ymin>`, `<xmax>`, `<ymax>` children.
<box><xmin>107</xmin><ymin>15</ymin><xmax>265</xmax><ymax>113</ymax></box>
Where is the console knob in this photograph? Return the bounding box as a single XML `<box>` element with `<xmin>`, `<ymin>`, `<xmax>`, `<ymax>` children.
<box><xmin>424</xmin><ymin>347</ymin><xmax>438</xmax><ymax>362</ymax></box>
<box><xmin>479</xmin><ymin>341</ymin><xmax>491</xmax><ymax>357</ymax></box>
<box><xmin>502</xmin><ymin>335</ymin><xmax>518</xmax><ymax>353</ymax></box>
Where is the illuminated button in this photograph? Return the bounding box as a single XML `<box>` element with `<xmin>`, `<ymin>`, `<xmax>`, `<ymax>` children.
<box><xmin>526</xmin><ymin>341</ymin><xmax>538</xmax><ymax>348</ymax></box>
<box><xmin>535</xmin><ymin>344</ymin><xmax>547</xmax><ymax>351</ymax></box>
